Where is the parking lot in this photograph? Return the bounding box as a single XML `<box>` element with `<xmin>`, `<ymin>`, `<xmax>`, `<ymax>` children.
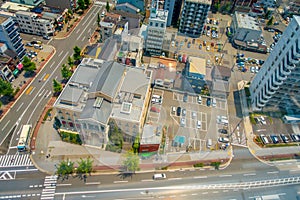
<box><xmin>146</xmin><ymin>89</ymin><xmax>229</xmax><ymax>152</ymax></box>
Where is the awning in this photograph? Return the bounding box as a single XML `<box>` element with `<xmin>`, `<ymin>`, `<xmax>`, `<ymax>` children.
<box><xmin>17</xmin><ymin>63</ymin><xmax>23</xmax><ymax>70</ymax></box>
<box><xmin>13</xmin><ymin>69</ymin><xmax>19</xmax><ymax>76</ymax></box>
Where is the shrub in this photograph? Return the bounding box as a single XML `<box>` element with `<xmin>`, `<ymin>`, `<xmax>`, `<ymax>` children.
<box><xmin>193</xmin><ymin>163</ymin><xmax>204</xmax><ymax>168</ymax></box>
<box><xmin>59</xmin><ymin>130</ymin><xmax>82</xmax><ymax>145</ymax></box>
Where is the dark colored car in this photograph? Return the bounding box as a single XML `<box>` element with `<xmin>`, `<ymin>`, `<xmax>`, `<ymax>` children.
<box><xmin>280</xmin><ymin>134</ymin><xmax>289</xmax><ymax>143</ymax></box>
<box><xmin>206</xmin><ymin>98</ymin><xmax>211</xmax><ymax>107</ymax></box>
<box><xmin>176</xmin><ymin>107</ymin><xmax>181</xmax><ymax>116</ymax></box>
<box><xmin>219</xmin><ymin>129</ymin><xmax>228</xmax><ymax>134</ymax></box>
<box><xmin>270</xmin><ymin>135</ymin><xmax>279</xmax><ymax>144</ymax></box>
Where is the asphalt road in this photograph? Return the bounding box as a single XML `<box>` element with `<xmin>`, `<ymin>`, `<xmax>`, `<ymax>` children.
<box><xmin>0</xmin><ymin>5</ymin><xmax>104</xmax><ymax>153</ymax></box>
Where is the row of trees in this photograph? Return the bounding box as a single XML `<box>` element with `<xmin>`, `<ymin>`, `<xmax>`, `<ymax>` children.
<box><xmin>77</xmin><ymin>0</ymin><xmax>91</xmax><ymax>11</ymax></box>
<box><xmin>53</xmin><ymin>46</ymin><xmax>82</xmax><ymax>95</ymax></box>
<box><xmin>56</xmin><ymin>157</ymin><xmax>93</xmax><ymax>181</ymax></box>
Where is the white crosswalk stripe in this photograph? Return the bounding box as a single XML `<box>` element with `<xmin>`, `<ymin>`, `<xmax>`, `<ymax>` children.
<box><xmin>0</xmin><ymin>171</ymin><xmax>15</xmax><ymax>180</ymax></box>
<box><xmin>41</xmin><ymin>175</ymin><xmax>58</xmax><ymax>200</ymax></box>
<box><xmin>0</xmin><ymin>154</ymin><xmax>33</xmax><ymax>167</ymax></box>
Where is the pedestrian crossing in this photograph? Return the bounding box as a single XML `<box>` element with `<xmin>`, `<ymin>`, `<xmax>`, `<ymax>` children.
<box><xmin>231</xmin><ymin>131</ymin><xmax>247</xmax><ymax>147</ymax></box>
<box><xmin>41</xmin><ymin>175</ymin><xmax>57</xmax><ymax>200</ymax></box>
<box><xmin>0</xmin><ymin>171</ymin><xmax>15</xmax><ymax>180</ymax></box>
<box><xmin>0</xmin><ymin>154</ymin><xmax>33</xmax><ymax>167</ymax></box>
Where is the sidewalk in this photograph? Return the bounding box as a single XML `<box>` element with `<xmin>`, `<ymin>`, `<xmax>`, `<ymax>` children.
<box><xmin>31</xmin><ymin>116</ymin><xmax>231</xmax><ymax>174</ymax></box>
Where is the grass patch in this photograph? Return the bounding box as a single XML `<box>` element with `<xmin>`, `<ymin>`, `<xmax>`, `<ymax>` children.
<box><xmin>269</xmin><ymin>157</ymin><xmax>292</xmax><ymax>161</ymax></box>
<box><xmin>161</xmin><ymin>166</ymin><xmax>168</xmax><ymax>170</ymax></box>
<box><xmin>43</xmin><ymin>108</ymin><xmax>53</xmax><ymax>121</ymax></box>
<box><xmin>193</xmin><ymin>163</ymin><xmax>204</xmax><ymax>168</ymax></box>
<box><xmin>249</xmin><ymin>113</ymin><xmax>256</xmax><ymax>125</ymax></box>
<box><xmin>59</xmin><ymin>130</ymin><xmax>82</xmax><ymax>145</ymax></box>
<box><xmin>211</xmin><ymin>162</ymin><xmax>221</xmax><ymax>170</ymax></box>
<box><xmin>266</xmin><ymin>143</ymin><xmax>299</xmax><ymax>148</ymax></box>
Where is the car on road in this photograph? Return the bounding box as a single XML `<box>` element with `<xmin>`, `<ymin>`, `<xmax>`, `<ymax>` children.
<box><xmin>153</xmin><ymin>173</ymin><xmax>166</xmax><ymax>180</ymax></box>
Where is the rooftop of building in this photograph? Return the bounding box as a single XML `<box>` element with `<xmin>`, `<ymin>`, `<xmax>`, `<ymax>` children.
<box><xmin>149</xmin><ymin>8</ymin><xmax>168</xmax><ymax>21</ymax></box>
<box><xmin>213</xmin><ymin>66</ymin><xmax>231</xmax><ymax>79</ymax></box>
<box><xmin>112</xmin><ymin>10</ymin><xmax>142</xmax><ymax>19</ymax></box>
<box><xmin>0</xmin><ymin>16</ymin><xmax>8</xmax><ymax>24</ymax></box>
<box><xmin>55</xmin><ymin>59</ymin><xmax>150</xmax><ymax>124</ymax></box>
<box><xmin>15</xmin><ymin>10</ymin><xmax>36</xmax><ymax>16</ymax></box>
<box><xmin>100</xmin><ymin>21</ymin><xmax>116</xmax><ymax>28</ymax></box>
<box><xmin>1</xmin><ymin>2</ymin><xmax>33</xmax><ymax>12</ymax></box>
<box><xmin>140</xmin><ymin>124</ymin><xmax>162</xmax><ymax>144</ymax></box>
<box><xmin>188</xmin><ymin>56</ymin><xmax>206</xmax><ymax>75</ymax></box>
<box><xmin>294</xmin><ymin>15</ymin><xmax>300</xmax><ymax>25</ymax></box>
<box><xmin>235</xmin><ymin>11</ymin><xmax>261</xmax><ymax>31</ymax></box>
<box><xmin>186</xmin><ymin>0</ymin><xmax>212</xmax><ymax>5</ymax></box>
<box><xmin>116</xmin><ymin>2</ymin><xmax>140</xmax><ymax>12</ymax></box>
<box><xmin>97</xmin><ymin>38</ymin><xmax>118</xmax><ymax>60</ymax></box>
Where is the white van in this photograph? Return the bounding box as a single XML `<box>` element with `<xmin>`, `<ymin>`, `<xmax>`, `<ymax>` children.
<box><xmin>152</xmin><ymin>94</ymin><xmax>161</xmax><ymax>99</ymax></box>
<box><xmin>212</xmin><ymin>98</ymin><xmax>216</xmax><ymax>107</ymax></box>
<box><xmin>207</xmin><ymin>139</ymin><xmax>212</xmax><ymax>148</ymax></box>
<box><xmin>153</xmin><ymin>173</ymin><xmax>166</xmax><ymax>180</ymax></box>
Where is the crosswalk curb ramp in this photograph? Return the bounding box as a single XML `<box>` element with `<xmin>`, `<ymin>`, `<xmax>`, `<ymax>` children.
<box><xmin>41</xmin><ymin>175</ymin><xmax>58</xmax><ymax>200</ymax></box>
<box><xmin>0</xmin><ymin>154</ymin><xmax>33</xmax><ymax>167</ymax></box>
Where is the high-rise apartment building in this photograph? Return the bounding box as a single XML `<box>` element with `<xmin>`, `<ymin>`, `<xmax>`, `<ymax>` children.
<box><xmin>145</xmin><ymin>8</ymin><xmax>168</xmax><ymax>55</ymax></box>
<box><xmin>250</xmin><ymin>16</ymin><xmax>300</xmax><ymax>114</ymax></box>
<box><xmin>178</xmin><ymin>0</ymin><xmax>211</xmax><ymax>38</ymax></box>
<box><xmin>164</xmin><ymin>0</ymin><xmax>183</xmax><ymax>27</ymax></box>
<box><xmin>0</xmin><ymin>16</ymin><xmax>26</xmax><ymax>59</ymax></box>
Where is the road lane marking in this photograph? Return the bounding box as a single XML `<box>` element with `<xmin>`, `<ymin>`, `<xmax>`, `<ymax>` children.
<box><xmin>243</xmin><ymin>173</ymin><xmax>256</xmax><ymax>176</ymax></box>
<box><xmin>58</xmin><ymin>51</ymin><xmax>64</xmax><ymax>57</ymax></box>
<box><xmin>113</xmin><ymin>180</ymin><xmax>129</xmax><ymax>184</ymax></box>
<box><xmin>2</xmin><ymin>120</ymin><xmax>10</xmax><ymax>131</ymax></box>
<box><xmin>202</xmin><ymin>192</ymin><xmax>208</xmax><ymax>194</ymax></box>
<box><xmin>49</xmin><ymin>62</ymin><xmax>55</xmax><ymax>69</ymax></box>
<box><xmin>25</xmin><ymin>52</ymin><xmax>69</xmax><ymax>124</ymax></box>
<box><xmin>141</xmin><ymin>179</ymin><xmax>154</xmax><ymax>182</ymax></box>
<box><xmin>219</xmin><ymin>174</ymin><xmax>232</xmax><ymax>177</ymax></box>
<box><xmin>191</xmin><ymin>193</ymin><xmax>197</xmax><ymax>196</ymax></box>
<box><xmin>26</xmin><ymin>86</ymin><xmax>33</xmax><ymax>95</ymax></box>
<box><xmin>56</xmin><ymin>183</ymin><xmax>72</xmax><ymax>186</ymax></box>
<box><xmin>85</xmin><ymin>182</ymin><xmax>100</xmax><ymax>185</ymax></box>
<box><xmin>267</xmin><ymin>171</ymin><xmax>279</xmax><ymax>174</ymax></box>
<box><xmin>76</xmin><ymin>29</ymin><xmax>80</xmax><ymax>34</ymax></box>
<box><xmin>16</xmin><ymin>103</ymin><xmax>24</xmax><ymax>112</ymax></box>
<box><xmin>43</xmin><ymin>74</ymin><xmax>50</xmax><ymax>81</ymax></box>
<box><xmin>193</xmin><ymin>176</ymin><xmax>207</xmax><ymax>179</ymax></box>
<box><xmin>82</xmin><ymin>36</ymin><xmax>86</xmax><ymax>41</ymax></box>
<box><xmin>39</xmin><ymin>89</ymin><xmax>45</xmax><ymax>97</ymax></box>
<box><xmin>168</xmin><ymin>178</ymin><xmax>182</xmax><ymax>181</ymax></box>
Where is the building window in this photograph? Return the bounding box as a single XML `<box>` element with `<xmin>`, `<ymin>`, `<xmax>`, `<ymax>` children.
<box><xmin>155</xmin><ymin>23</ymin><xmax>158</xmax><ymax>27</ymax></box>
<box><xmin>291</xmin><ymin>32</ymin><xmax>295</xmax><ymax>38</ymax></box>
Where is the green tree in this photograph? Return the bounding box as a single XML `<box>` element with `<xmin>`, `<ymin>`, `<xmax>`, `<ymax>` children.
<box><xmin>68</xmin><ymin>56</ymin><xmax>74</xmax><ymax>67</ymax></box>
<box><xmin>106</xmin><ymin>1</ymin><xmax>110</xmax><ymax>12</ymax></box>
<box><xmin>267</xmin><ymin>16</ymin><xmax>274</xmax><ymax>26</ymax></box>
<box><xmin>61</xmin><ymin>64</ymin><xmax>72</xmax><ymax>80</ymax></box>
<box><xmin>0</xmin><ymin>79</ymin><xmax>14</xmax><ymax>96</ymax></box>
<box><xmin>84</xmin><ymin>0</ymin><xmax>90</xmax><ymax>8</ymax></box>
<box><xmin>77</xmin><ymin>0</ymin><xmax>85</xmax><ymax>10</ymax></box>
<box><xmin>76</xmin><ymin>157</ymin><xmax>93</xmax><ymax>176</ymax></box>
<box><xmin>122</xmin><ymin>150</ymin><xmax>140</xmax><ymax>173</ymax></box>
<box><xmin>22</xmin><ymin>56</ymin><xmax>36</xmax><ymax>73</ymax></box>
<box><xmin>56</xmin><ymin>160</ymin><xmax>74</xmax><ymax>180</ymax></box>
<box><xmin>53</xmin><ymin>79</ymin><xmax>63</xmax><ymax>94</ymax></box>
<box><xmin>214</xmin><ymin>3</ymin><xmax>220</xmax><ymax>12</ymax></box>
<box><xmin>97</xmin><ymin>13</ymin><xmax>101</xmax><ymax>26</ymax></box>
<box><xmin>0</xmin><ymin>101</ymin><xmax>2</xmax><ymax>108</ymax></box>
<box><xmin>73</xmin><ymin>46</ymin><xmax>82</xmax><ymax>61</ymax></box>
<box><xmin>132</xmin><ymin>135</ymin><xmax>140</xmax><ymax>154</ymax></box>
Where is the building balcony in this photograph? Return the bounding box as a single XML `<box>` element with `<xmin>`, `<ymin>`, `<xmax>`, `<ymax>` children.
<box><xmin>277</xmin><ymin>73</ymin><xmax>287</xmax><ymax>81</ymax></box>
<box><xmin>290</xmin><ymin>57</ymin><xmax>300</xmax><ymax>64</ymax></box>
<box><xmin>294</xmin><ymin>50</ymin><xmax>300</xmax><ymax>57</ymax></box>
<box><xmin>287</xmin><ymin>63</ymin><xmax>296</xmax><ymax>70</ymax></box>
<box><xmin>269</xmin><ymin>82</ymin><xmax>279</xmax><ymax>90</ymax></box>
<box><xmin>273</xmin><ymin>78</ymin><xmax>283</xmax><ymax>86</ymax></box>
<box><xmin>282</xmin><ymin>68</ymin><xmax>291</xmax><ymax>76</ymax></box>
<box><xmin>266</xmin><ymin>88</ymin><xmax>276</xmax><ymax>95</ymax></box>
<box><xmin>256</xmin><ymin>100</ymin><xmax>265</xmax><ymax>108</ymax></box>
<box><xmin>259</xmin><ymin>96</ymin><xmax>268</xmax><ymax>103</ymax></box>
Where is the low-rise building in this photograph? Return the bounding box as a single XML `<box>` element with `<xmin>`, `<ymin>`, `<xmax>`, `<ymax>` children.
<box><xmin>54</xmin><ymin>58</ymin><xmax>152</xmax><ymax>148</ymax></box>
<box><xmin>112</xmin><ymin>10</ymin><xmax>142</xmax><ymax>30</ymax></box>
<box><xmin>116</xmin><ymin>3</ymin><xmax>140</xmax><ymax>14</ymax></box>
<box><xmin>117</xmin><ymin>0</ymin><xmax>145</xmax><ymax>12</ymax></box>
<box><xmin>183</xmin><ymin>56</ymin><xmax>206</xmax><ymax>94</ymax></box>
<box><xmin>99</xmin><ymin>21</ymin><xmax>116</xmax><ymax>42</ymax></box>
<box><xmin>11</xmin><ymin>0</ymin><xmax>44</xmax><ymax>7</ymax></box>
<box><xmin>15</xmin><ymin>11</ymin><xmax>55</xmax><ymax>36</ymax></box>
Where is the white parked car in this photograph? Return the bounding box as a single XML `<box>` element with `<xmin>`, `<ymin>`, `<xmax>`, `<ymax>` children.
<box><xmin>250</xmin><ymin>66</ymin><xmax>255</xmax><ymax>73</ymax></box>
<box><xmin>153</xmin><ymin>173</ymin><xmax>166</xmax><ymax>180</ymax></box>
